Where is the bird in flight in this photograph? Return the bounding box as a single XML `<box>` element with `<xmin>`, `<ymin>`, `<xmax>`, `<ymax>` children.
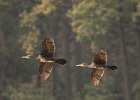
<box><xmin>22</xmin><ymin>35</ymin><xmax>67</xmax><ymax>81</ymax></box>
<box><xmin>76</xmin><ymin>50</ymin><xmax>117</xmax><ymax>86</ymax></box>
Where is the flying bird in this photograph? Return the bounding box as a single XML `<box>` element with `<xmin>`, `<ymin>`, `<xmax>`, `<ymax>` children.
<box><xmin>22</xmin><ymin>35</ymin><xmax>67</xmax><ymax>81</ymax></box>
<box><xmin>76</xmin><ymin>50</ymin><xmax>117</xmax><ymax>86</ymax></box>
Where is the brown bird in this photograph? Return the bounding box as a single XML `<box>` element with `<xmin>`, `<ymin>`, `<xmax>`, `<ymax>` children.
<box><xmin>76</xmin><ymin>50</ymin><xmax>117</xmax><ymax>86</ymax></box>
<box><xmin>22</xmin><ymin>35</ymin><xmax>67</xmax><ymax>81</ymax></box>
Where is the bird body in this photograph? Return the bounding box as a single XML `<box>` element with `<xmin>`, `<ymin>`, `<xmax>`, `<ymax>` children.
<box><xmin>76</xmin><ymin>50</ymin><xmax>117</xmax><ymax>86</ymax></box>
<box><xmin>22</xmin><ymin>35</ymin><xmax>67</xmax><ymax>81</ymax></box>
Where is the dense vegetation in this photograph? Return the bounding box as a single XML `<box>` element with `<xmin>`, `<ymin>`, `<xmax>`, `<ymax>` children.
<box><xmin>0</xmin><ymin>0</ymin><xmax>139</xmax><ymax>100</ymax></box>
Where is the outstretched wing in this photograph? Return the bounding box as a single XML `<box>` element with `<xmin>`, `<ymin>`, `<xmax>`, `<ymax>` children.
<box><xmin>41</xmin><ymin>36</ymin><xmax>67</xmax><ymax>65</ymax></box>
<box><xmin>41</xmin><ymin>36</ymin><xmax>55</xmax><ymax>58</ymax></box>
<box><xmin>39</xmin><ymin>36</ymin><xmax>55</xmax><ymax>81</ymax></box>
<box><xmin>22</xmin><ymin>54</ymin><xmax>54</xmax><ymax>62</ymax></box>
<box><xmin>39</xmin><ymin>62</ymin><xmax>54</xmax><ymax>81</ymax></box>
<box><xmin>76</xmin><ymin>62</ymin><xmax>96</xmax><ymax>68</ymax></box>
<box><xmin>94</xmin><ymin>50</ymin><xmax>107</xmax><ymax>65</ymax></box>
<box><xmin>90</xmin><ymin>68</ymin><xmax>105</xmax><ymax>86</ymax></box>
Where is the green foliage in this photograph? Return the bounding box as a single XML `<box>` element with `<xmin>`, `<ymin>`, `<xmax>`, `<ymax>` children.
<box><xmin>0</xmin><ymin>0</ymin><xmax>139</xmax><ymax>100</ymax></box>
<box><xmin>132</xmin><ymin>81</ymin><xmax>140</xmax><ymax>100</ymax></box>
<box><xmin>3</xmin><ymin>83</ymin><xmax>54</xmax><ymax>100</ymax></box>
<box><xmin>68</xmin><ymin>0</ymin><xmax>123</xmax><ymax>53</ymax></box>
<box><xmin>68</xmin><ymin>0</ymin><xmax>118</xmax><ymax>41</ymax></box>
<box><xmin>69</xmin><ymin>0</ymin><xmax>140</xmax><ymax>100</ymax></box>
<box><xmin>132</xmin><ymin>0</ymin><xmax>140</xmax><ymax>22</ymax></box>
<box><xmin>19</xmin><ymin>31</ymin><xmax>39</xmax><ymax>54</ymax></box>
<box><xmin>19</xmin><ymin>0</ymin><xmax>56</xmax><ymax>54</ymax></box>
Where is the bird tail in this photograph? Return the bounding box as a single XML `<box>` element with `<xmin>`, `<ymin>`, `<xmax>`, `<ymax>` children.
<box><xmin>55</xmin><ymin>59</ymin><xmax>67</xmax><ymax>65</ymax></box>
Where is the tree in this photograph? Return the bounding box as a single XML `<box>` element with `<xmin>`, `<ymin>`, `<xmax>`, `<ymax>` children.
<box><xmin>68</xmin><ymin>0</ymin><xmax>137</xmax><ymax>100</ymax></box>
<box><xmin>0</xmin><ymin>29</ymin><xmax>8</xmax><ymax>100</ymax></box>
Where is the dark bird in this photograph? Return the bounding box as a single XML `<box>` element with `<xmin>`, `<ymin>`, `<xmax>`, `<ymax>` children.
<box><xmin>22</xmin><ymin>35</ymin><xmax>67</xmax><ymax>81</ymax></box>
<box><xmin>76</xmin><ymin>50</ymin><xmax>117</xmax><ymax>86</ymax></box>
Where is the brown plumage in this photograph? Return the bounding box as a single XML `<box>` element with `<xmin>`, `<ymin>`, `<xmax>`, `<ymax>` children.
<box><xmin>94</xmin><ymin>50</ymin><xmax>107</xmax><ymax>65</ymax></box>
<box><xmin>22</xmin><ymin>35</ymin><xmax>67</xmax><ymax>81</ymax></box>
<box><xmin>39</xmin><ymin>36</ymin><xmax>67</xmax><ymax>81</ymax></box>
<box><xmin>38</xmin><ymin>36</ymin><xmax>55</xmax><ymax>81</ymax></box>
<box><xmin>76</xmin><ymin>50</ymin><xmax>117</xmax><ymax>86</ymax></box>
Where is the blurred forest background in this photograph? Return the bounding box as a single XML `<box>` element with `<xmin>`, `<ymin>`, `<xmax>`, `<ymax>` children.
<box><xmin>0</xmin><ymin>0</ymin><xmax>140</xmax><ymax>100</ymax></box>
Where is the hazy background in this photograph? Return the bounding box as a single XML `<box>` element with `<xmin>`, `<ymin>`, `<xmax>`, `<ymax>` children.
<box><xmin>0</xmin><ymin>0</ymin><xmax>140</xmax><ymax>100</ymax></box>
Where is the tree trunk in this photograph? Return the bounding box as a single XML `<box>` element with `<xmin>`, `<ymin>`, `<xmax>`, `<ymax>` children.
<box><xmin>64</xmin><ymin>32</ymin><xmax>72</xmax><ymax>100</ymax></box>
<box><xmin>62</xmin><ymin>11</ymin><xmax>72</xmax><ymax>100</ymax></box>
<box><xmin>60</xmin><ymin>0</ymin><xmax>72</xmax><ymax>100</ymax></box>
<box><xmin>52</xmin><ymin>32</ymin><xmax>59</xmax><ymax>99</ymax></box>
<box><xmin>137</xmin><ymin>31</ymin><xmax>140</xmax><ymax>76</ymax></box>
<box><xmin>74</xmin><ymin>41</ymin><xmax>83</xmax><ymax>92</ymax></box>
<box><xmin>133</xmin><ymin>16</ymin><xmax>140</xmax><ymax>77</ymax></box>
<box><xmin>118</xmin><ymin>21</ymin><xmax>132</xmax><ymax>100</ymax></box>
<box><xmin>52</xmin><ymin>62</ymin><xmax>58</xmax><ymax>98</ymax></box>
<box><xmin>0</xmin><ymin>68</ymin><xmax>5</xmax><ymax>100</ymax></box>
<box><xmin>0</xmin><ymin>30</ymin><xmax>7</xmax><ymax>100</ymax></box>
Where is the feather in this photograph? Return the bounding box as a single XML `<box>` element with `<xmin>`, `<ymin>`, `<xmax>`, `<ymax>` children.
<box><xmin>22</xmin><ymin>35</ymin><xmax>67</xmax><ymax>81</ymax></box>
<box><xmin>76</xmin><ymin>50</ymin><xmax>117</xmax><ymax>86</ymax></box>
